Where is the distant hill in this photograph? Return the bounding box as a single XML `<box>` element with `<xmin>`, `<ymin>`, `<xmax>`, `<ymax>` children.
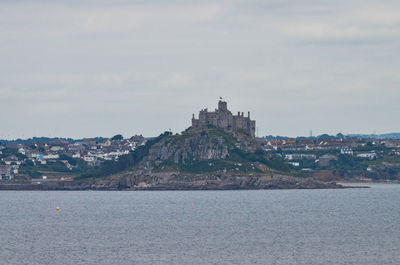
<box><xmin>346</xmin><ymin>133</ymin><xmax>400</xmax><ymax>140</ymax></box>
<box><xmin>261</xmin><ymin>132</ymin><xmax>400</xmax><ymax>140</ymax></box>
<box><xmin>0</xmin><ymin>136</ymin><xmax>111</xmax><ymax>144</ymax></box>
<box><xmin>2</xmin><ymin>131</ymin><xmax>398</xmax><ymax>145</ymax></box>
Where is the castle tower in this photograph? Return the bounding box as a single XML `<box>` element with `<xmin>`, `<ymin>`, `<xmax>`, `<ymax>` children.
<box><xmin>218</xmin><ymin>100</ymin><xmax>227</xmax><ymax>111</ymax></box>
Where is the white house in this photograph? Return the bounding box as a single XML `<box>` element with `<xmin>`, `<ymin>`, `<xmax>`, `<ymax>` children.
<box><xmin>50</xmin><ymin>146</ymin><xmax>64</xmax><ymax>152</ymax></box>
<box><xmin>43</xmin><ymin>154</ymin><xmax>60</xmax><ymax>160</ymax></box>
<box><xmin>356</xmin><ymin>152</ymin><xmax>376</xmax><ymax>160</ymax></box>
<box><xmin>340</xmin><ymin>147</ymin><xmax>354</xmax><ymax>156</ymax></box>
<box><xmin>18</xmin><ymin>148</ymin><xmax>26</xmax><ymax>155</ymax></box>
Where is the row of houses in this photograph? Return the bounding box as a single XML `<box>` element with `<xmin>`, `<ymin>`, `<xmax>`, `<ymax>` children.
<box><xmin>263</xmin><ymin>138</ymin><xmax>400</xmax><ymax>152</ymax></box>
<box><xmin>0</xmin><ymin>165</ymin><xmax>17</xmax><ymax>180</ymax></box>
<box><xmin>284</xmin><ymin>148</ymin><xmax>380</xmax><ymax>168</ymax></box>
<box><xmin>0</xmin><ymin>135</ymin><xmax>147</xmax><ymax>179</ymax></box>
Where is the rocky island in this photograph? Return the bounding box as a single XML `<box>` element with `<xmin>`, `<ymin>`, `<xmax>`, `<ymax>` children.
<box><xmin>0</xmin><ymin>100</ymin><xmax>343</xmax><ymax>190</ymax></box>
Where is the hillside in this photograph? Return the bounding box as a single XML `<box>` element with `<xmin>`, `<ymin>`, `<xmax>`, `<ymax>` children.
<box><xmin>95</xmin><ymin>127</ymin><xmax>343</xmax><ymax>190</ymax></box>
<box><xmin>134</xmin><ymin>127</ymin><xmax>285</xmax><ymax>174</ymax></box>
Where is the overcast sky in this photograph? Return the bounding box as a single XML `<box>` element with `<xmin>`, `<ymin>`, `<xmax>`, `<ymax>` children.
<box><xmin>1</xmin><ymin>0</ymin><xmax>399</xmax><ymax>139</ymax></box>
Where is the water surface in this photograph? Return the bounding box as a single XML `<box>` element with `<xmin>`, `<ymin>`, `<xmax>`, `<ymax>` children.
<box><xmin>1</xmin><ymin>185</ymin><xmax>400</xmax><ymax>264</ymax></box>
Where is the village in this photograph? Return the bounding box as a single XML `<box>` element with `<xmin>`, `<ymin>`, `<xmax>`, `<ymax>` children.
<box><xmin>261</xmin><ymin>135</ymin><xmax>400</xmax><ymax>181</ymax></box>
<box><xmin>0</xmin><ymin>135</ymin><xmax>146</xmax><ymax>182</ymax></box>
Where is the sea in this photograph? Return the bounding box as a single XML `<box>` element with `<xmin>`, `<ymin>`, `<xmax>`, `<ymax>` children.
<box><xmin>1</xmin><ymin>184</ymin><xmax>400</xmax><ymax>265</ymax></box>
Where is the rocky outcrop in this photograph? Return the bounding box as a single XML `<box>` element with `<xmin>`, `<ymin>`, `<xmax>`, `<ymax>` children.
<box><xmin>137</xmin><ymin>128</ymin><xmax>260</xmax><ymax>174</ymax></box>
<box><xmin>116</xmin><ymin>173</ymin><xmax>343</xmax><ymax>190</ymax></box>
<box><xmin>146</xmin><ymin>133</ymin><xmax>229</xmax><ymax>164</ymax></box>
<box><xmin>0</xmin><ymin>180</ymin><xmax>121</xmax><ymax>191</ymax></box>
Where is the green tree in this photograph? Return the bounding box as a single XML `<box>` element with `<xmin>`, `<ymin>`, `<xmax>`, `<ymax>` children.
<box><xmin>111</xmin><ymin>134</ymin><xmax>123</xmax><ymax>141</ymax></box>
<box><xmin>77</xmin><ymin>131</ymin><xmax>172</xmax><ymax>179</ymax></box>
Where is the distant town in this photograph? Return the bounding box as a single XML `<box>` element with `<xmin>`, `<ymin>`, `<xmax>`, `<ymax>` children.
<box><xmin>0</xmin><ymin>135</ymin><xmax>145</xmax><ymax>182</ymax></box>
<box><xmin>261</xmin><ymin>133</ymin><xmax>400</xmax><ymax>181</ymax></box>
<box><xmin>1</xmin><ymin>131</ymin><xmax>400</xmax><ymax>183</ymax></box>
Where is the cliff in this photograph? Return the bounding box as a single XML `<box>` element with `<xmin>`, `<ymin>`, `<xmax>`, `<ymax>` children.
<box><xmin>135</xmin><ymin>127</ymin><xmax>258</xmax><ymax>173</ymax></box>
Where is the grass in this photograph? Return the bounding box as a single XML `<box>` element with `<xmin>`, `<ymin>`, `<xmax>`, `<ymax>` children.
<box><xmin>207</xmin><ymin>128</ymin><xmax>238</xmax><ymax>148</ymax></box>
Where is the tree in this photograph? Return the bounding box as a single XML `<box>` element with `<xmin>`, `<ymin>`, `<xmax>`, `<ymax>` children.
<box><xmin>24</xmin><ymin>159</ymin><xmax>34</xmax><ymax>166</ymax></box>
<box><xmin>318</xmin><ymin>134</ymin><xmax>333</xmax><ymax>139</ymax></box>
<box><xmin>111</xmin><ymin>134</ymin><xmax>123</xmax><ymax>141</ymax></box>
<box><xmin>336</xmin><ymin>133</ymin><xmax>344</xmax><ymax>138</ymax></box>
<box><xmin>77</xmin><ymin>131</ymin><xmax>172</xmax><ymax>180</ymax></box>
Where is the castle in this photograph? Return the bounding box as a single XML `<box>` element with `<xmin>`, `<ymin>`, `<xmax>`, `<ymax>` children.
<box><xmin>191</xmin><ymin>100</ymin><xmax>256</xmax><ymax>138</ymax></box>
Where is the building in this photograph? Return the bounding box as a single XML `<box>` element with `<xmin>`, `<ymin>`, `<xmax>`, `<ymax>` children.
<box><xmin>0</xmin><ymin>165</ymin><xmax>13</xmax><ymax>180</ymax></box>
<box><xmin>191</xmin><ymin>100</ymin><xmax>256</xmax><ymax>138</ymax></box>
<box><xmin>288</xmin><ymin>161</ymin><xmax>300</xmax><ymax>167</ymax></box>
<box><xmin>43</xmin><ymin>154</ymin><xmax>60</xmax><ymax>160</ymax></box>
<box><xmin>50</xmin><ymin>146</ymin><xmax>64</xmax><ymax>152</ymax></box>
<box><xmin>319</xmin><ymin>154</ymin><xmax>338</xmax><ymax>167</ymax></box>
<box><xmin>340</xmin><ymin>147</ymin><xmax>354</xmax><ymax>156</ymax></box>
<box><xmin>285</xmin><ymin>154</ymin><xmax>317</xmax><ymax>160</ymax></box>
<box><xmin>356</xmin><ymin>152</ymin><xmax>377</xmax><ymax>160</ymax></box>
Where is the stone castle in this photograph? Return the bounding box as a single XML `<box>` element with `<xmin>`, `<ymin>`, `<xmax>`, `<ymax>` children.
<box><xmin>191</xmin><ymin>100</ymin><xmax>256</xmax><ymax>138</ymax></box>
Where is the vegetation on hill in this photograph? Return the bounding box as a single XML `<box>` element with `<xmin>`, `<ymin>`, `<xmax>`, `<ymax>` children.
<box><xmin>75</xmin><ymin>131</ymin><xmax>172</xmax><ymax>179</ymax></box>
<box><xmin>0</xmin><ymin>148</ymin><xmax>27</xmax><ymax>160</ymax></box>
<box><xmin>151</xmin><ymin>128</ymin><xmax>293</xmax><ymax>175</ymax></box>
<box><xmin>73</xmin><ymin>127</ymin><xmax>295</xmax><ymax>179</ymax></box>
<box><xmin>331</xmin><ymin>155</ymin><xmax>368</xmax><ymax>175</ymax></box>
<box><xmin>19</xmin><ymin>155</ymin><xmax>89</xmax><ymax>177</ymax></box>
<box><xmin>111</xmin><ymin>134</ymin><xmax>123</xmax><ymax>141</ymax></box>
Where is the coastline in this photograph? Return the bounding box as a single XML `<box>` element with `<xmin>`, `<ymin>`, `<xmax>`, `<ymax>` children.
<box><xmin>5</xmin><ymin>176</ymin><xmax>400</xmax><ymax>191</ymax></box>
<box><xmin>5</xmin><ymin>176</ymin><xmax>400</xmax><ymax>192</ymax></box>
<box><xmin>0</xmin><ymin>175</ymin><xmax>345</xmax><ymax>191</ymax></box>
<box><xmin>337</xmin><ymin>179</ymin><xmax>400</xmax><ymax>185</ymax></box>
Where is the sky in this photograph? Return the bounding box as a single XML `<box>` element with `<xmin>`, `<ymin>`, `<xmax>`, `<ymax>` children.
<box><xmin>1</xmin><ymin>0</ymin><xmax>399</xmax><ymax>139</ymax></box>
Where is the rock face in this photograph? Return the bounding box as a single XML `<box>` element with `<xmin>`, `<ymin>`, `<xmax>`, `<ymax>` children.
<box><xmin>147</xmin><ymin>133</ymin><xmax>229</xmax><ymax>164</ymax></box>
<box><xmin>137</xmin><ymin>128</ymin><xmax>258</xmax><ymax>173</ymax></box>
<box><xmin>116</xmin><ymin>173</ymin><xmax>344</xmax><ymax>190</ymax></box>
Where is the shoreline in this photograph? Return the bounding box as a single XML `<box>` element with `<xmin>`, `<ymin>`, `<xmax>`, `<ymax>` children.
<box><xmin>0</xmin><ymin>182</ymin><xmax>353</xmax><ymax>191</ymax></box>
<box><xmin>4</xmin><ymin>177</ymin><xmax>399</xmax><ymax>191</ymax></box>
<box><xmin>337</xmin><ymin>180</ymin><xmax>400</xmax><ymax>185</ymax></box>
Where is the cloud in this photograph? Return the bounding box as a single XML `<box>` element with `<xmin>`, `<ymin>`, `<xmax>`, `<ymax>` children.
<box><xmin>278</xmin><ymin>5</ymin><xmax>400</xmax><ymax>44</ymax></box>
<box><xmin>163</xmin><ymin>73</ymin><xmax>193</xmax><ymax>88</ymax></box>
<box><xmin>0</xmin><ymin>0</ymin><xmax>399</xmax><ymax>138</ymax></box>
<box><xmin>359</xmin><ymin>6</ymin><xmax>400</xmax><ymax>26</ymax></box>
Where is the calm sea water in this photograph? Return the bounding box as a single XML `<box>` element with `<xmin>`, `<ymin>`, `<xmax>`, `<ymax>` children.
<box><xmin>1</xmin><ymin>185</ymin><xmax>400</xmax><ymax>265</ymax></box>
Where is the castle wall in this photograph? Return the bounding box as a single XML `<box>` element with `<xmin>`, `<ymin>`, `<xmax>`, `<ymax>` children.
<box><xmin>216</xmin><ymin>111</ymin><xmax>231</xmax><ymax>129</ymax></box>
<box><xmin>192</xmin><ymin>100</ymin><xmax>256</xmax><ymax>138</ymax></box>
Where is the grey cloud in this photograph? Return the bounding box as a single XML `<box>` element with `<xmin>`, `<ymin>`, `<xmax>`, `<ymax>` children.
<box><xmin>0</xmin><ymin>0</ymin><xmax>399</xmax><ymax>139</ymax></box>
